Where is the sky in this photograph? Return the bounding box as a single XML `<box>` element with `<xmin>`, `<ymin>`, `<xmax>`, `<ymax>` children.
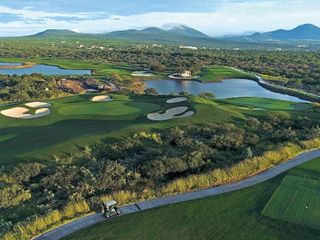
<box><xmin>0</xmin><ymin>0</ymin><xmax>320</xmax><ymax>37</ymax></box>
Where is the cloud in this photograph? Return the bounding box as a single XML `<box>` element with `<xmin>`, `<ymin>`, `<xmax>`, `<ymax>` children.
<box><xmin>0</xmin><ymin>0</ymin><xmax>320</xmax><ymax>36</ymax></box>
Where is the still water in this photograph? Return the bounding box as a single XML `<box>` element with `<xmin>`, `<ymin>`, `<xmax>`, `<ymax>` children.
<box><xmin>0</xmin><ymin>62</ymin><xmax>91</xmax><ymax>75</ymax></box>
<box><xmin>145</xmin><ymin>79</ymin><xmax>307</xmax><ymax>102</ymax></box>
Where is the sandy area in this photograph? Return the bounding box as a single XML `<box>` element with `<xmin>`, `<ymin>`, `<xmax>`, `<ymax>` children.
<box><xmin>166</xmin><ymin>97</ymin><xmax>188</xmax><ymax>104</ymax></box>
<box><xmin>23</xmin><ymin>108</ymin><xmax>51</xmax><ymax>119</ymax></box>
<box><xmin>1</xmin><ymin>106</ymin><xmax>51</xmax><ymax>119</ymax></box>
<box><xmin>148</xmin><ymin>107</ymin><xmax>194</xmax><ymax>121</ymax></box>
<box><xmin>131</xmin><ymin>71</ymin><xmax>154</xmax><ymax>77</ymax></box>
<box><xmin>92</xmin><ymin>95</ymin><xmax>113</xmax><ymax>102</ymax></box>
<box><xmin>25</xmin><ymin>102</ymin><xmax>51</xmax><ymax>108</ymax></box>
<box><xmin>1</xmin><ymin>107</ymin><xmax>30</xmax><ymax>118</ymax></box>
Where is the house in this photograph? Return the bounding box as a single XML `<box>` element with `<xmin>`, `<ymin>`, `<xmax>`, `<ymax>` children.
<box><xmin>180</xmin><ymin>70</ymin><xmax>192</xmax><ymax>78</ymax></box>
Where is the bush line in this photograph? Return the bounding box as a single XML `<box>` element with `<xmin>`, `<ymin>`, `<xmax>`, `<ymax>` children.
<box><xmin>2</xmin><ymin>138</ymin><xmax>320</xmax><ymax>240</ymax></box>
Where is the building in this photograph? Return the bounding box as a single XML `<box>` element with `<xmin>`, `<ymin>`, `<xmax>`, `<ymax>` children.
<box><xmin>180</xmin><ymin>70</ymin><xmax>192</xmax><ymax>78</ymax></box>
<box><xmin>179</xmin><ymin>45</ymin><xmax>198</xmax><ymax>50</ymax></box>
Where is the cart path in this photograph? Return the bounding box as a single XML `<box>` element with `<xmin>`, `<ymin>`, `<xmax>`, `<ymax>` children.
<box><xmin>34</xmin><ymin>149</ymin><xmax>320</xmax><ymax>240</ymax></box>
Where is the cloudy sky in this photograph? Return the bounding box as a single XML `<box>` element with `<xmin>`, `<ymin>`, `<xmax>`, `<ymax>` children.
<box><xmin>0</xmin><ymin>0</ymin><xmax>320</xmax><ymax>37</ymax></box>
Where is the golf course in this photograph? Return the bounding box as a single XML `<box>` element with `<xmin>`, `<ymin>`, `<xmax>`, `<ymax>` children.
<box><xmin>1</xmin><ymin>51</ymin><xmax>320</xmax><ymax>240</ymax></box>
<box><xmin>63</xmin><ymin>156</ymin><xmax>320</xmax><ymax>240</ymax></box>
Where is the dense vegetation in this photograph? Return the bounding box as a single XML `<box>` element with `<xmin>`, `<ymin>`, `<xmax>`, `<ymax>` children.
<box><xmin>1</xmin><ymin>38</ymin><xmax>320</xmax><ymax>95</ymax></box>
<box><xmin>1</xmin><ymin>110</ymin><xmax>320</xmax><ymax>239</ymax></box>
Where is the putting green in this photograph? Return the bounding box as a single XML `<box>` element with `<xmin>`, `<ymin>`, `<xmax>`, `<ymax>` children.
<box><xmin>58</xmin><ymin>101</ymin><xmax>160</xmax><ymax>118</ymax></box>
<box><xmin>263</xmin><ymin>175</ymin><xmax>320</xmax><ymax>230</ymax></box>
<box><xmin>223</xmin><ymin>97</ymin><xmax>313</xmax><ymax>111</ymax></box>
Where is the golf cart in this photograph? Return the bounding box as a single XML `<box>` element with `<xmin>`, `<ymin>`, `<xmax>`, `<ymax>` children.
<box><xmin>101</xmin><ymin>200</ymin><xmax>120</xmax><ymax>218</ymax></box>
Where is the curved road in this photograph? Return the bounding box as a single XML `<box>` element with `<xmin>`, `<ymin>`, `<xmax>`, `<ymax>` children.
<box><xmin>34</xmin><ymin>149</ymin><xmax>320</xmax><ymax>240</ymax></box>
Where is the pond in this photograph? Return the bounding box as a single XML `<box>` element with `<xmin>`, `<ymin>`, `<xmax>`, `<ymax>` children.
<box><xmin>145</xmin><ymin>79</ymin><xmax>308</xmax><ymax>102</ymax></box>
<box><xmin>0</xmin><ymin>62</ymin><xmax>91</xmax><ymax>75</ymax></box>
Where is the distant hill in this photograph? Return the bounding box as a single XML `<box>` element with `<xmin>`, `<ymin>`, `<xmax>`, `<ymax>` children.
<box><xmin>30</xmin><ymin>26</ymin><xmax>212</xmax><ymax>45</ymax></box>
<box><xmin>105</xmin><ymin>25</ymin><xmax>210</xmax><ymax>43</ymax></box>
<box><xmin>32</xmin><ymin>29</ymin><xmax>83</xmax><ymax>38</ymax></box>
<box><xmin>235</xmin><ymin>24</ymin><xmax>320</xmax><ymax>42</ymax></box>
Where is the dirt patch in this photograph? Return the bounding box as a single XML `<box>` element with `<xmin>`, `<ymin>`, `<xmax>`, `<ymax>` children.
<box><xmin>56</xmin><ymin>79</ymin><xmax>85</xmax><ymax>94</ymax></box>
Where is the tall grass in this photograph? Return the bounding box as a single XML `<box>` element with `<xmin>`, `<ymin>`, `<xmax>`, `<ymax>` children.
<box><xmin>2</xmin><ymin>201</ymin><xmax>90</xmax><ymax>240</ymax></box>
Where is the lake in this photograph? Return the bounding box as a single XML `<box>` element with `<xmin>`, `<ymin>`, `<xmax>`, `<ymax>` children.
<box><xmin>0</xmin><ymin>62</ymin><xmax>91</xmax><ymax>75</ymax></box>
<box><xmin>145</xmin><ymin>79</ymin><xmax>308</xmax><ymax>102</ymax></box>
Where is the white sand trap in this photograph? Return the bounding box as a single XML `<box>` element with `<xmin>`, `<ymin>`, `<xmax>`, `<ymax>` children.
<box><xmin>175</xmin><ymin>111</ymin><xmax>194</xmax><ymax>118</ymax></box>
<box><xmin>92</xmin><ymin>95</ymin><xmax>113</xmax><ymax>102</ymax></box>
<box><xmin>23</xmin><ymin>108</ymin><xmax>51</xmax><ymax>119</ymax></box>
<box><xmin>131</xmin><ymin>71</ymin><xmax>154</xmax><ymax>77</ymax></box>
<box><xmin>1</xmin><ymin>107</ymin><xmax>50</xmax><ymax>119</ymax></box>
<box><xmin>166</xmin><ymin>97</ymin><xmax>188</xmax><ymax>104</ymax></box>
<box><xmin>25</xmin><ymin>102</ymin><xmax>51</xmax><ymax>108</ymax></box>
<box><xmin>1</xmin><ymin>107</ymin><xmax>30</xmax><ymax>118</ymax></box>
<box><xmin>148</xmin><ymin>107</ymin><xmax>194</xmax><ymax>121</ymax></box>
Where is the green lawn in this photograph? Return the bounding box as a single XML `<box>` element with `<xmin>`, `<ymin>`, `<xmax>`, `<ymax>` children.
<box><xmin>0</xmin><ymin>94</ymin><xmax>248</xmax><ymax>166</ymax></box>
<box><xmin>199</xmin><ymin>66</ymin><xmax>258</xmax><ymax>82</ymax></box>
<box><xmin>64</xmin><ymin>158</ymin><xmax>320</xmax><ymax>240</ymax></box>
<box><xmin>223</xmin><ymin>97</ymin><xmax>313</xmax><ymax>111</ymax></box>
<box><xmin>263</xmin><ymin>175</ymin><xmax>320</xmax><ymax>230</ymax></box>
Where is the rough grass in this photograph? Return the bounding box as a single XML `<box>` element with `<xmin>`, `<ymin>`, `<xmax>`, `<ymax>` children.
<box><xmin>64</xmin><ymin>159</ymin><xmax>320</xmax><ymax>240</ymax></box>
<box><xmin>262</xmin><ymin>175</ymin><xmax>320</xmax><ymax>230</ymax></box>
<box><xmin>199</xmin><ymin>66</ymin><xmax>258</xmax><ymax>82</ymax></box>
<box><xmin>223</xmin><ymin>97</ymin><xmax>313</xmax><ymax>111</ymax></box>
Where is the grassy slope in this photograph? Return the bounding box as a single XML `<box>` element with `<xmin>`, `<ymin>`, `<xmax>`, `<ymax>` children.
<box><xmin>0</xmin><ymin>95</ymin><xmax>245</xmax><ymax>166</ymax></box>
<box><xmin>65</xmin><ymin>158</ymin><xmax>320</xmax><ymax>240</ymax></box>
<box><xmin>199</xmin><ymin>66</ymin><xmax>258</xmax><ymax>82</ymax></box>
<box><xmin>222</xmin><ymin>97</ymin><xmax>313</xmax><ymax>111</ymax></box>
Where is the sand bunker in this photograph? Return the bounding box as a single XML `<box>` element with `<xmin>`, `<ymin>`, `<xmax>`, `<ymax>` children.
<box><xmin>25</xmin><ymin>102</ymin><xmax>51</xmax><ymax>108</ymax></box>
<box><xmin>166</xmin><ymin>97</ymin><xmax>188</xmax><ymax>104</ymax></box>
<box><xmin>1</xmin><ymin>107</ymin><xmax>30</xmax><ymax>118</ymax></box>
<box><xmin>1</xmin><ymin>107</ymin><xmax>50</xmax><ymax>119</ymax></box>
<box><xmin>92</xmin><ymin>95</ymin><xmax>113</xmax><ymax>102</ymax></box>
<box><xmin>23</xmin><ymin>108</ymin><xmax>51</xmax><ymax>119</ymax></box>
<box><xmin>147</xmin><ymin>106</ymin><xmax>194</xmax><ymax>121</ymax></box>
<box><xmin>131</xmin><ymin>71</ymin><xmax>154</xmax><ymax>77</ymax></box>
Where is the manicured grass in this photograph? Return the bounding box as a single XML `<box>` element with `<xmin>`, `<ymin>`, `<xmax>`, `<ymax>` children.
<box><xmin>0</xmin><ymin>94</ymin><xmax>246</xmax><ymax>165</ymax></box>
<box><xmin>64</xmin><ymin>158</ymin><xmax>320</xmax><ymax>240</ymax></box>
<box><xmin>199</xmin><ymin>66</ymin><xmax>258</xmax><ymax>82</ymax></box>
<box><xmin>223</xmin><ymin>97</ymin><xmax>313</xmax><ymax>111</ymax></box>
<box><xmin>262</xmin><ymin>175</ymin><xmax>320</xmax><ymax>230</ymax></box>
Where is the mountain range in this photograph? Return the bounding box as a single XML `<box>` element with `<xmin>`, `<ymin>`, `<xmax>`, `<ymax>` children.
<box><xmin>237</xmin><ymin>24</ymin><xmax>320</xmax><ymax>42</ymax></box>
<box><xmin>30</xmin><ymin>23</ymin><xmax>320</xmax><ymax>45</ymax></box>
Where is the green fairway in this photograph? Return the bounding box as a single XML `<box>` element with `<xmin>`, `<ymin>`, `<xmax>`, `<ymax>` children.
<box><xmin>64</xmin><ymin>158</ymin><xmax>320</xmax><ymax>240</ymax></box>
<box><xmin>263</xmin><ymin>175</ymin><xmax>320</xmax><ymax>230</ymax></box>
<box><xmin>0</xmin><ymin>94</ymin><xmax>248</xmax><ymax>165</ymax></box>
<box><xmin>223</xmin><ymin>97</ymin><xmax>313</xmax><ymax>111</ymax></box>
<box><xmin>199</xmin><ymin>66</ymin><xmax>258</xmax><ymax>82</ymax></box>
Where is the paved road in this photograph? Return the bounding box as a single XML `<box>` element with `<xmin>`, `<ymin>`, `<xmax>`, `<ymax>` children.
<box><xmin>34</xmin><ymin>149</ymin><xmax>320</xmax><ymax>240</ymax></box>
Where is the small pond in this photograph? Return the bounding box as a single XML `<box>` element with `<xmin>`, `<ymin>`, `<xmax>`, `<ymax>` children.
<box><xmin>0</xmin><ymin>62</ymin><xmax>91</xmax><ymax>75</ymax></box>
<box><xmin>145</xmin><ymin>79</ymin><xmax>308</xmax><ymax>102</ymax></box>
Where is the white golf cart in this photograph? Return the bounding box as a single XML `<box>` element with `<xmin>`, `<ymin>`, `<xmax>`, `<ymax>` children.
<box><xmin>101</xmin><ymin>200</ymin><xmax>120</xmax><ymax>218</ymax></box>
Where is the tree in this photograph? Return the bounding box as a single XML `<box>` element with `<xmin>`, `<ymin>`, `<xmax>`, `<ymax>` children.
<box><xmin>198</xmin><ymin>92</ymin><xmax>215</xmax><ymax>99</ymax></box>
<box><xmin>144</xmin><ymin>88</ymin><xmax>158</xmax><ymax>95</ymax></box>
